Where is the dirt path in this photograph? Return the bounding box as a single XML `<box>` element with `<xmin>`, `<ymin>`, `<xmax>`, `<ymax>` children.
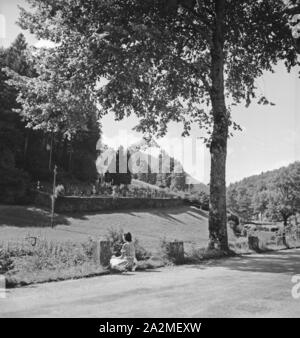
<box><xmin>1</xmin><ymin>249</ymin><xmax>300</xmax><ymax>317</ymax></box>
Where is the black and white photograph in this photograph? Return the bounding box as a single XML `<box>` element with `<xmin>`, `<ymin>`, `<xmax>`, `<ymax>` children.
<box><xmin>0</xmin><ymin>0</ymin><xmax>300</xmax><ymax>322</ymax></box>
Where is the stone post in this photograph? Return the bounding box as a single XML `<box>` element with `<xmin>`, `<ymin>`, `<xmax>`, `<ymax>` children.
<box><xmin>94</xmin><ymin>240</ymin><xmax>112</xmax><ymax>267</ymax></box>
<box><xmin>168</xmin><ymin>241</ymin><xmax>184</xmax><ymax>264</ymax></box>
<box><xmin>248</xmin><ymin>236</ymin><xmax>260</xmax><ymax>252</ymax></box>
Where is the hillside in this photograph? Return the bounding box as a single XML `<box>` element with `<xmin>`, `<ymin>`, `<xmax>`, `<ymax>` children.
<box><xmin>186</xmin><ymin>180</ymin><xmax>209</xmax><ymax>195</ymax></box>
<box><xmin>227</xmin><ymin>161</ymin><xmax>300</xmax><ymax>221</ymax></box>
<box><xmin>228</xmin><ymin>161</ymin><xmax>300</xmax><ymax>191</ymax></box>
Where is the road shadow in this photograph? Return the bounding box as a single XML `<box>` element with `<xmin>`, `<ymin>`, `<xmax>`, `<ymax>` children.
<box><xmin>61</xmin><ymin>205</ymin><xmax>208</xmax><ymax>224</ymax></box>
<box><xmin>0</xmin><ymin>204</ymin><xmax>207</xmax><ymax>229</ymax></box>
<box><xmin>186</xmin><ymin>209</ymin><xmax>208</xmax><ymax>221</ymax></box>
<box><xmin>190</xmin><ymin>249</ymin><xmax>300</xmax><ymax>275</ymax></box>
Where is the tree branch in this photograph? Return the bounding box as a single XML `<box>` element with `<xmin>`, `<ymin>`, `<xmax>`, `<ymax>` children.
<box><xmin>190</xmin><ymin>62</ymin><xmax>212</xmax><ymax>93</ymax></box>
<box><xmin>285</xmin><ymin>5</ymin><xmax>300</xmax><ymax>16</ymax></box>
<box><xmin>179</xmin><ymin>2</ymin><xmax>213</xmax><ymax>43</ymax></box>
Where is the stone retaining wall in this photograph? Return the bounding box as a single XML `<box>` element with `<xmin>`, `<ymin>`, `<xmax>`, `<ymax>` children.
<box><xmin>34</xmin><ymin>191</ymin><xmax>184</xmax><ymax>213</ymax></box>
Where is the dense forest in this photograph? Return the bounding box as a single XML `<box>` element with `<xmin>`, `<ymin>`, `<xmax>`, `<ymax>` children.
<box><xmin>227</xmin><ymin>162</ymin><xmax>300</xmax><ymax>226</ymax></box>
<box><xmin>0</xmin><ymin>34</ymin><xmax>101</xmax><ymax>204</ymax></box>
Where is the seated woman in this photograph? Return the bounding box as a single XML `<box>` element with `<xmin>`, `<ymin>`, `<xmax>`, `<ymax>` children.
<box><xmin>110</xmin><ymin>232</ymin><xmax>137</xmax><ymax>272</ymax></box>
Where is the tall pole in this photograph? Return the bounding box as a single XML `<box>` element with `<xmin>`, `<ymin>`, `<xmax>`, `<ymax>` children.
<box><xmin>49</xmin><ymin>131</ymin><xmax>54</xmax><ymax>171</ymax></box>
<box><xmin>51</xmin><ymin>165</ymin><xmax>57</xmax><ymax>228</ymax></box>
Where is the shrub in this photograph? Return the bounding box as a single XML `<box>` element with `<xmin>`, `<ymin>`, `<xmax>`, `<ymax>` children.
<box><xmin>0</xmin><ymin>248</ymin><xmax>14</xmax><ymax>274</ymax></box>
<box><xmin>55</xmin><ymin>184</ymin><xmax>65</xmax><ymax>197</ymax></box>
<box><xmin>134</xmin><ymin>238</ymin><xmax>151</xmax><ymax>261</ymax></box>
<box><xmin>81</xmin><ymin>237</ymin><xmax>97</xmax><ymax>259</ymax></box>
<box><xmin>0</xmin><ymin>238</ymin><xmax>107</xmax><ymax>287</ymax></box>
<box><xmin>199</xmin><ymin>191</ymin><xmax>209</xmax><ymax>211</ymax></box>
<box><xmin>105</xmin><ymin>228</ymin><xmax>124</xmax><ymax>256</ymax></box>
<box><xmin>1</xmin><ymin>238</ymin><xmax>98</xmax><ymax>273</ymax></box>
<box><xmin>159</xmin><ymin>238</ymin><xmax>178</xmax><ymax>263</ymax></box>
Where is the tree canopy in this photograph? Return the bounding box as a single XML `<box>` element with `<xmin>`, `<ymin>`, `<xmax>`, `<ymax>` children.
<box><xmin>16</xmin><ymin>0</ymin><xmax>298</xmax><ymax>130</ymax></box>
<box><xmin>1</xmin><ymin>34</ymin><xmax>101</xmax><ymax>196</ymax></box>
<box><xmin>285</xmin><ymin>0</ymin><xmax>300</xmax><ymax>52</ymax></box>
<box><xmin>5</xmin><ymin>45</ymin><xmax>99</xmax><ymax>136</ymax></box>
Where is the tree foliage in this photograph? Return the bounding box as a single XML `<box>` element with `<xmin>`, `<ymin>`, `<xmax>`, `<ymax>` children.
<box><xmin>5</xmin><ymin>46</ymin><xmax>99</xmax><ymax>136</ymax></box>
<box><xmin>1</xmin><ymin>34</ymin><xmax>101</xmax><ymax>198</ymax></box>
<box><xmin>285</xmin><ymin>0</ymin><xmax>300</xmax><ymax>52</ymax></box>
<box><xmin>268</xmin><ymin>164</ymin><xmax>300</xmax><ymax>225</ymax></box>
<box><xmin>16</xmin><ymin>0</ymin><xmax>297</xmax><ymax>132</ymax></box>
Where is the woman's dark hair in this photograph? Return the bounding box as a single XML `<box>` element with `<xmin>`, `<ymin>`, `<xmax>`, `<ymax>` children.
<box><xmin>124</xmin><ymin>232</ymin><xmax>132</xmax><ymax>242</ymax></box>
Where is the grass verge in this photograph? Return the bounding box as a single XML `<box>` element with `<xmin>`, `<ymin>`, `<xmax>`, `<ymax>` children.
<box><xmin>0</xmin><ymin>234</ymin><xmax>165</xmax><ymax>288</ymax></box>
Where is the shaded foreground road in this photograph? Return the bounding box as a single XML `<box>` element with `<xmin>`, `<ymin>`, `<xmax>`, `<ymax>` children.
<box><xmin>1</xmin><ymin>249</ymin><xmax>300</xmax><ymax>318</ymax></box>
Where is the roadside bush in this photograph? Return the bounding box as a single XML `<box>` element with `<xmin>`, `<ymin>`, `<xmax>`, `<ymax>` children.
<box><xmin>0</xmin><ymin>237</ymin><xmax>106</xmax><ymax>287</ymax></box>
<box><xmin>81</xmin><ymin>237</ymin><xmax>97</xmax><ymax>259</ymax></box>
<box><xmin>0</xmin><ymin>248</ymin><xmax>14</xmax><ymax>274</ymax></box>
<box><xmin>159</xmin><ymin>238</ymin><xmax>180</xmax><ymax>263</ymax></box>
<box><xmin>1</xmin><ymin>238</ymin><xmax>97</xmax><ymax>273</ymax></box>
<box><xmin>55</xmin><ymin>184</ymin><xmax>65</xmax><ymax>197</ymax></box>
<box><xmin>160</xmin><ymin>238</ymin><xmax>171</xmax><ymax>262</ymax></box>
<box><xmin>106</xmin><ymin>228</ymin><xmax>124</xmax><ymax>256</ymax></box>
<box><xmin>134</xmin><ymin>238</ymin><xmax>151</xmax><ymax>261</ymax></box>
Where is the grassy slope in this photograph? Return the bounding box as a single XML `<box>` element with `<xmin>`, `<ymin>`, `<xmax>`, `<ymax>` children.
<box><xmin>0</xmin><ymin>205</ymin><xmax>209</xmax><ymax>254</ymax></box>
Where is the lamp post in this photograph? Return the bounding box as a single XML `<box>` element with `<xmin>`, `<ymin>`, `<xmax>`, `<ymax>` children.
<box><xmin>51</xmin><ymin>165</ymin><xmax>57</xmax><ymax>228</ymax></box>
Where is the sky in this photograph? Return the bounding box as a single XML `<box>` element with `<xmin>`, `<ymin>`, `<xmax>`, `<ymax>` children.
<box><xmin>1</xmin><ymin>0</ymin><xmax>300</xmax><ymax>184</ymax></box>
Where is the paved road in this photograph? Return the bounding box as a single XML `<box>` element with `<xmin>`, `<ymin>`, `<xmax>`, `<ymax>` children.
<box><xmin>1</xmin><ymin>249</ymin><xmax>300</xmax><ymax>317</ymax></box>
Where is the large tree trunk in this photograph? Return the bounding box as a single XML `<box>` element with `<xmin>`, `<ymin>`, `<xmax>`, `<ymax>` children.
<box><xmin>208</xmin><ymin>0</ymin><xmax>229</xmax><ymax>251</ymax></box>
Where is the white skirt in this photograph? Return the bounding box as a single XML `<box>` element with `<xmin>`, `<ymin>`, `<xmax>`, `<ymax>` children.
<box><xmin>110</xmin><ymin>255</ymin><xmax>137</xmax><ymax>272</ymax></box>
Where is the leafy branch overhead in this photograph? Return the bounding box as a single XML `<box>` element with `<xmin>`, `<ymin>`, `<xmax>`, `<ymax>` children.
<box><xmin>4</xmin><ymin>41</ymin><xmax>100</xmax><ymax>136</ymax></box>
<box><xmin>14</xmin><ymin>0</ymin><xmax>298</xmax><ymax>139</ymax></box>
<box><xmin>285</xmin><ymin>0</ymin><xmax>300</xmax><ymax>52</ymax></box>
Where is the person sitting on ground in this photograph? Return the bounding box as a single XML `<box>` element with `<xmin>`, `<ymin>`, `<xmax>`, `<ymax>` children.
<box><xmin>110</xmin><ymin>232</ymin><xmax>137</xmax><ymax>272</ymax></box>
